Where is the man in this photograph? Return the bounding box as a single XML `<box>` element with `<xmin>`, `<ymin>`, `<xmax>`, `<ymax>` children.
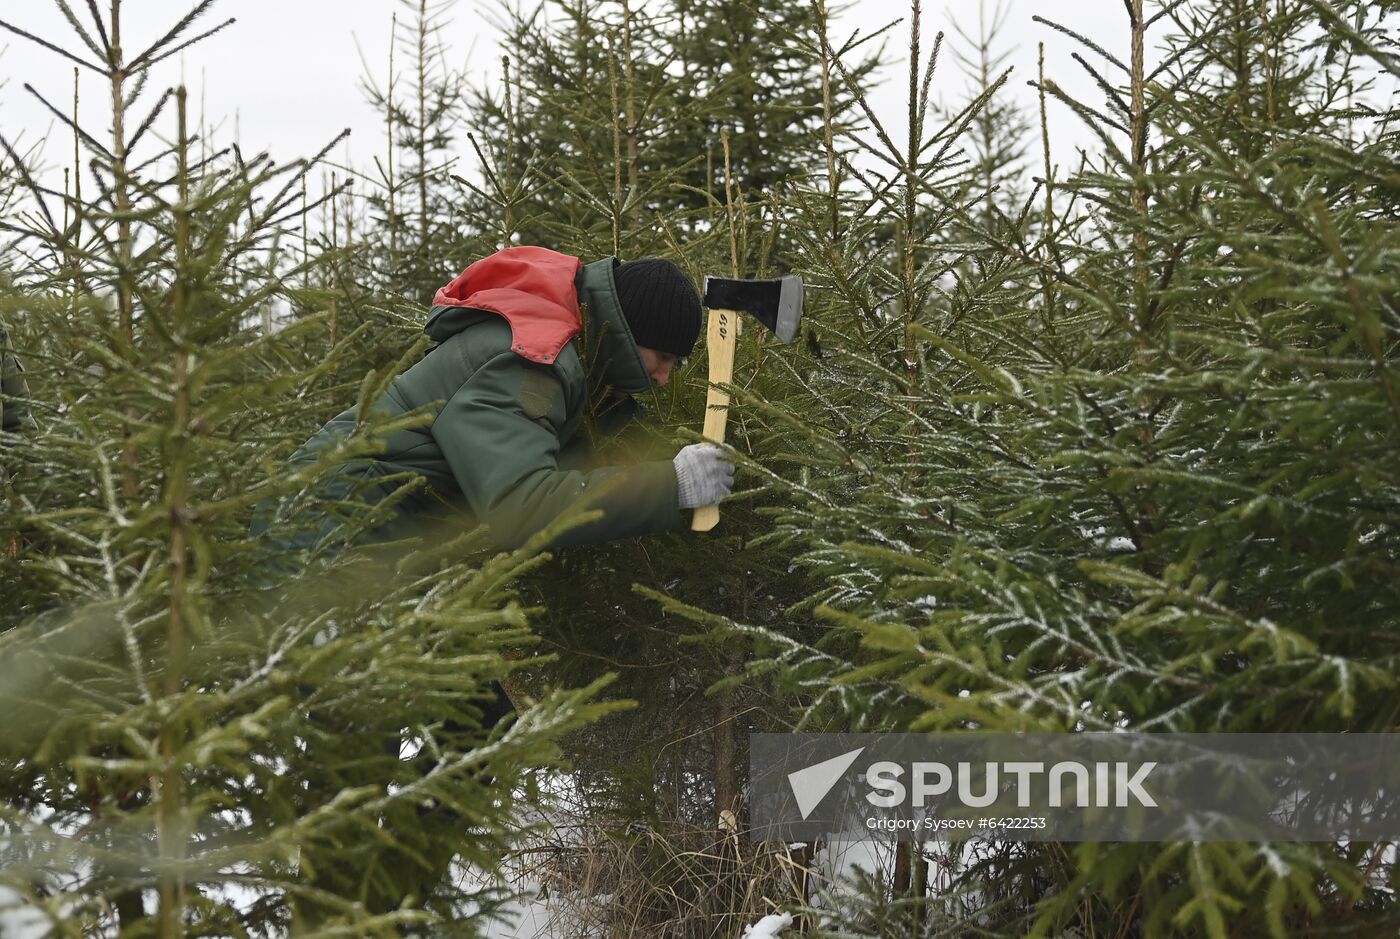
<box><xmin>262</xmin><ymin>246</ymin><xmax>738</xmax><ymax>918</ymax></box>
<box><xmin>257</xmin><ymin>245</ymin><xmax>734</xmax><ymax>555</ymax></box>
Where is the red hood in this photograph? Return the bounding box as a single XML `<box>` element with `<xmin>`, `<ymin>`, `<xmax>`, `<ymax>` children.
<box><xmin>431</xmin><ymin>246</ymin><xmax>583</xmax><ymax>365</ymax></box>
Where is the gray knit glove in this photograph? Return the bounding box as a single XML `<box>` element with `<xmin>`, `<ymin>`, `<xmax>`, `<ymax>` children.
<box><xmin>673</xmin><ymin>444</ymin><xmax>735</xmax><ymax>509</ymax></box>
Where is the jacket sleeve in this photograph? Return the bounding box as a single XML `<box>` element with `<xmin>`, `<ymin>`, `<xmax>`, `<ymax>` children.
<box><xmin>557</xmin><ymin>392</ymin><xmax>642</xmax><ymax>471</ymax></box>
<box><xmin>432</xmin><ymin>351</ymin><xmax>681</xmax><ymax>550</ymax></box>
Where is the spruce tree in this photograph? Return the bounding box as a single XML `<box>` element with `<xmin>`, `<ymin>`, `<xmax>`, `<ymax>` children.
<box><xmin>356</xmin><ymin>0</ymin><xmax>486</xmax><ymax>306</ymax></box>
<box><xmin>462</xmin><ymin>0</ymin><xmax>877</xmax><ymax>257</ymax></box>
<box><xmin>0</xmin><ymin>4</ymin><xmax>615</xmax><ymax>935</ymax></box>
<box><xmin>665</xmin><ymin>0</ymin><xmax>1400</xmax><ymax>933</ymax></box>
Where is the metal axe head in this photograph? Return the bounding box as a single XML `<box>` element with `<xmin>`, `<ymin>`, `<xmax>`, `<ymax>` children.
<box><xmin>702</xmin><ymin>274</ymin><xmax>803</xmax><ymax>343</ymax></box>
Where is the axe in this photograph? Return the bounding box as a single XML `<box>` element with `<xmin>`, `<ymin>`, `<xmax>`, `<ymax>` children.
<box><xmin>692</xmin><ymin>273</ymin><xmax>804</xmax><ymax>531</ymax></box>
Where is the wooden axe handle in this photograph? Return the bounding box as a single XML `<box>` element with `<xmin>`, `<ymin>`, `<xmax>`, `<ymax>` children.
<box><xmin>692</xmin><ymin>307</ymin><xmax>739</xmax><ymax>532</ymax></box>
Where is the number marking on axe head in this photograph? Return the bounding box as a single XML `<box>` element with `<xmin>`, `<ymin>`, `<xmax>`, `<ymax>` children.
<box><xmin>692</xmin><ymin>274</ymin><xmax>804</xmax><ymax>532</ymax></box>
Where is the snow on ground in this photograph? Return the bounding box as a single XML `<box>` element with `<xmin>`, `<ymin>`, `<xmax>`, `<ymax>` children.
<box><xmin>742</xmin><ymin>912</ymin><xmax>794</xmax><ymax>939</ymax></box>
<box><xmin>479</xmin><ymin>882</ymin><xmax>559</xmax><ymax>939</ymax></box>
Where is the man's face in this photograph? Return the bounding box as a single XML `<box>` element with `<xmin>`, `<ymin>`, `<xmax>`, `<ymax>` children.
<box><xmin>638</xmin><ymin>346</ymin><xmax>684</xmax><ymax>386</ymax></box>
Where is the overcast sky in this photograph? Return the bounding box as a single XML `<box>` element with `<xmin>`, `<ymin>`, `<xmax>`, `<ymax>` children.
<box><xmin>1</xmin><ymin>1</ymin><xmax>1127</xmax><ymax>202</ymax></box>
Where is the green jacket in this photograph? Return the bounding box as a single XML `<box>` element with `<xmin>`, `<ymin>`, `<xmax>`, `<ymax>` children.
<box><xmin>260</xmin><ymin>256</ymin><xmax>681</xmax><ymax>554</ymax></box>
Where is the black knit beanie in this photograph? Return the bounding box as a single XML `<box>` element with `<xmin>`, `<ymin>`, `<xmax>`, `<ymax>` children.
<box><xmin>612</xmin><ymin>258</ymin><xmax>702</xmax><ymax>357</ymax></box>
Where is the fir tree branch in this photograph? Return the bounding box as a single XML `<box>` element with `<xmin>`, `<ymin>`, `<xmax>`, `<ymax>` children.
<box><xmin>0</xmin><ymin>134</ymin><xmax>60</xmax><ymax>237</ymax></box>
<box><xmin>127</xmin><ymin>0</ymin><xmax>225</xmax><ymax>69</ymax></box>
<box><xmin>125</xmin><ymin>87</ymin><xmax>174</xmax><ymax>154</ymax></box>
<box><xmin>0</xmin><ymin>17</ymin><xmax>103</xmax><ymax>73</ymax></box>
<box><xmin>1031</xmin><ymin>15</ymin><xmax>1127</xmax><ymax>73</ymax></box>
<box><xmin>83</xmin><ymin>0</ymin><xmax>109</xmax><ymax>51</ymax></box>
<box><xmin>1071</xmin><ymin>52</ymin><xmax>1132</xmax><ymax>119</ymax></box>
<box><xmin>51</xmin><ymin>0</ymin><xmax>106</xmax><ymax>58</ymax></box>
<box><xmin>1300</xmin><ymin>0</ymin><xmax>1400</xmax><ymax>80</ymax></box>
<box><xmin>1144</xmin><ymin>0</ymin><xmax>1190</xmax><ymax>30</ymax></box>
<box><xmin>21</xmin><ymin>83</ymin><xmax>114</xmax><ymax>160</ymax></box>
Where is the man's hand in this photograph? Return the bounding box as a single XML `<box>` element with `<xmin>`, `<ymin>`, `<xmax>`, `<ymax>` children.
<box><xmin>673</xmin><ymin>444</ymin><xmax>735</xmax><ymax>509</ymax></box>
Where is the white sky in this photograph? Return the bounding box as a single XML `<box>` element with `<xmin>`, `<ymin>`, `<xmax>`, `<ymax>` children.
<box><xmin>0</xmin><ymin>1</ymin><xmax>1127</xmax><ymax>203</ymax></box>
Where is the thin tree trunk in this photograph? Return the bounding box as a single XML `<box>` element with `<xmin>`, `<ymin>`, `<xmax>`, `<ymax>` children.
<box><xmin>901</xmin><ymin>0</ymin><xmax>923</xmax><ymax>396</ymax></box>
<box><xmin>1037</xmin><ymin>42</ymin><xmax>1060</xmax><ymax>334</ymax></box>
<box><xmin>817</xmin><ymin>0</ymin><xmax>838</xmax><ymax>242</ymax></box>
<box><xmin>387</xmin><ymin>11</ymin><xmax>399</xmax><ymax>270</ymax></box>
<box><xmin>606</xmin><ymin>37</ymin><xmax>624</xmax><ymax>255</ymax></box>
<box><xmin>69</xmin><ymin>68</ymin><xmax>87</xmax><ymax>305</ymax></box>
<box><xmin>109</xmin><ymin>0</ymin><xmax>139</xmax><ymax>500</ymax></box>
<box><xmin>330</xmin><ymin>172</ymin><xmax>340</xmax><ymax>346</ymax></box>
<box><xmin>157</xmin><ymin>86</ymin><xmax>193</xmax><ymax>939</ymax></box>
<box><xmin>417</xmin><ymin>0</ymin><xmax>430</xmax><ymax>260</ymax></box>
<box><xmin>503</xmin><ymin>55</ymin><xmax>517</xmax><ymax>247</ymax></box>
<box><xmin>620</xmin><ymin>0</ymin><xmax>639</xmax><ymax>223</ymax></box>
<box><xmin>891</xmin><ymin>841</ymin><xmax>912</xmax><ymax>897</ymax></box>
<box><xmin>1129</xmin><ymin>0</ymin><xmax>1149</xmax><ymax>333</ymax></box>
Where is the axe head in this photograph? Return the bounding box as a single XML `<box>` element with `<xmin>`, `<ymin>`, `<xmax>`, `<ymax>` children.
<box><xmin>702</xmin><ymin>274</ymin><xmax>803</xmax><ymax>343</ymax></box>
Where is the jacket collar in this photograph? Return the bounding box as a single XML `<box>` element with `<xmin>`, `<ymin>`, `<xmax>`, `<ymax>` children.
<box><xmin>577</xmin><ymin>257</ymin><xmax>651</xmax><ymax>398</ymax></box>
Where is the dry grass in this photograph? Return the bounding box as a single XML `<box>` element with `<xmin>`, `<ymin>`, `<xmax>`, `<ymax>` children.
<box><xmin>501</xmin><ymin>812</ymin><xmax>811</xmax><ymax>939</ymax></box>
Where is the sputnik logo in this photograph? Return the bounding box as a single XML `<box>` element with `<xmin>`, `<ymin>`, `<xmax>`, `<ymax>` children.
<box><xmin>788</xmin><ymin>747</ymin><xmax>865</xmax><ymax>819</ymax></box>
